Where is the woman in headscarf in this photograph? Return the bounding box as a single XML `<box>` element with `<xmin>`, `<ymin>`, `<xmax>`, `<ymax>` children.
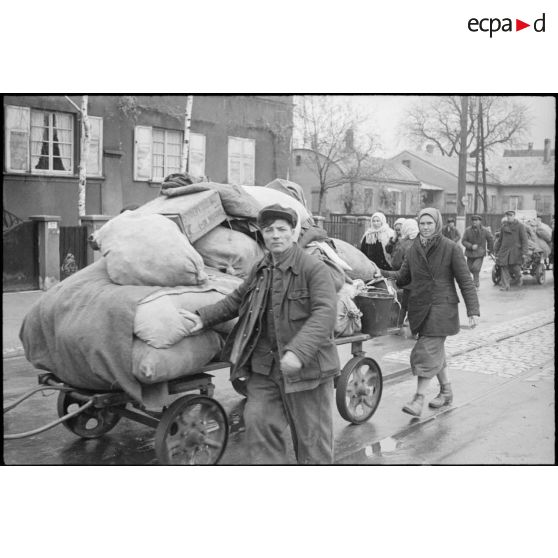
<box><xmin>385</xmin><ymin>217</ymin><xmax>406</xmax><ymax>261</ymax></box>
<box><xmin>387</xmin><ymin>218</ymin><xmax>420</xmax><ymax>327</ymax></box>
<box><xmin>381</xmin><ymin>208</ymin><xmax>480</xmax><ymax>416</ymax></box>
<box><xmin>360</xmin><ymin>212</ymin><xmax>395</xmax><ymax>270</ymax></box>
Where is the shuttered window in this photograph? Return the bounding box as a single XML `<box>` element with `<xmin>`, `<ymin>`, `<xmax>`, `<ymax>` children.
<box><xmin>228</xmin><ymin>136</ymin><xmax>255</xmax><ymax>185</ymax></box>
<box><xmin>189</xmin><ymin>132</ymin><xmax>206</xmax><ymax>178</ymax></box>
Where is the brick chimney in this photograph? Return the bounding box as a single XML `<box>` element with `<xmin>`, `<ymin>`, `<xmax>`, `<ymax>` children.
<box><xmin>543</xmin><ymin>138</ymin><xmax>551</xmax><ymax>163</ymax></box>
<box><xmin>425</xmin><ymin>144</ymin><xmax>434</xmax><ymax>154</ymax></box>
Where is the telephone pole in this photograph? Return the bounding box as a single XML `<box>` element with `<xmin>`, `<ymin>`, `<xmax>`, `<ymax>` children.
<box><xmin>456</xmin><ymin>95</ymin><xmax>468</xmax><ymax>237</ymax></box>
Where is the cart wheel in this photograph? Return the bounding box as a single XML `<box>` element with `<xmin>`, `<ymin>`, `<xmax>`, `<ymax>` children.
<box><xmin>57</xmin><ymin>391</ymin><xmax>122</xmax><ymax>439</ymax></box>
<box><xmin>491</xmin><ymin>265</ymin><xmax>501</xmax><ymax>285</ymax></box>
<box><xmin>535</xmin><ymin>263</ymin><xmax>546</xmax><ymax>284</ymax></box>
<box><xmin>336</xmin><ymin>356</ymin><xmax>383</xmax><ymax>424</ymax></box>
<box><xmin>232</xmin><ymin>377</ymin><xmax>248</xmax><ymax>398</ymax></box>
<box><xmin>155</xmin><ymin>395</ymin><xmax>228</xmax><ymax>465</ymax></box>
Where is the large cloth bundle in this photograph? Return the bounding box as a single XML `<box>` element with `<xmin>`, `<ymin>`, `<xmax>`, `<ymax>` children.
<box><xmin>96</xmin><ymin>212</ymin><xmax>207</xmax><ymax>286</ymax></box>
<box><xmin>330</xmin><ymin>237</ymin><xmax>380</xmax><ymax>281</ymax></box>
<box><xmin>134</xmin><ymin>269</ymin><xmax>243</xmax><ymax>348</ymax></box>
<box><xmin>161</xmin><ymin>180</ymin><xmax>261</xmax><ymax>219</ymax></box>
<box><xmin>19</xmin><ymin>259</ymin><xmax>160</xmax><ymax>402</ymax></box>
<box><xmin>535</xmin><ymin>222</ymin><xmax>552</xmax><ymax>244</ymax></box>
<box><xmin>303</xmin><ymin>242</ymin><xmax>347</xmax><ymax>292</ymax></box>
<box><xmin>193</xmin><ymin>225</ymin><xmax>264</xmax><ymax>278</ymax></box>
<box><xmin>132</xmin><ymin>331</ymin><xmax>224</xmax><ymax>384</ymax></box>
<box><xmin>335</xmin><ymin>284</ymin><xmax>363</xmax><ymax>337</ymax></box>
<box><xmin>242</xmin><ymin>185</ymin><xmax>313</xmax><ymax>240</ymax></box>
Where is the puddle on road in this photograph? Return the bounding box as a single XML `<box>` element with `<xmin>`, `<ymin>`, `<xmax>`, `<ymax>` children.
<box><xmin>363</xmin><ymin>436</ymin><xmax>400</xmax><ymax>458</ymax></box>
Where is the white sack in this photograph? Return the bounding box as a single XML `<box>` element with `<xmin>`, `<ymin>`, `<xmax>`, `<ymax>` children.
<box><xmin>335</xmin><ymin>284</ymin><xmax>362</xmax><ymax>337</ymax></box>
<box><xmin>194</xmin><ymin>225</ymin><xmax>264</xmax><ymax>278</ymax></box>
<box><xmin>96</xmin><ymin>212</ymin><xmax>206</xmax><ymax>286</ymax></box>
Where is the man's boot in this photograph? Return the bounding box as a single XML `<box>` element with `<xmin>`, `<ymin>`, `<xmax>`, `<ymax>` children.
<box><xmin>429</xmin><ymin>383</ymin><xmax>453</xmax><ymax>409</ymax></box>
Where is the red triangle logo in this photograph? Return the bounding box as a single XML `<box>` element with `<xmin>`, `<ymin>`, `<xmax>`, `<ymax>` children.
<box><xmin>516</xmin><ymin>19</ymin><xmax>530</xmax><ymax>31</ymax></box>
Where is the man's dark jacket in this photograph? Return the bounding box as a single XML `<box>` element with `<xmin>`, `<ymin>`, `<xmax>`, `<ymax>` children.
<box><xmin>197</xmin><ymin>244</ymin><xmax>339</xmax><ymax>389</ymax></box>
<box><xmin>461</xmin><ymin>225</ymin><xmax>494</xmax><ymax>258</ymax></box>
<box><xmin>494</xmin><ymin>220</ymin><xmax>529</xmax><ymax>266</ymax></box>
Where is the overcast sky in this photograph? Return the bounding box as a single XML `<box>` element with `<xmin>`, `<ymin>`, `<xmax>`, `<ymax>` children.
<box><xmin>340</xmin><ymin>95</ymin><xmax>556</xmax><ymax>158</ymax></box>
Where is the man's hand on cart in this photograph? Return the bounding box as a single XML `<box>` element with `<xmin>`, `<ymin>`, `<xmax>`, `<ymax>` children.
<box><xmin>178</xmin><ymin>309</ymin><xmax>204</xmax><ymax>334</ymax></box>
<box><xmin>468</xmin><ymin>315</ymin><xmax>479</xmax><ymax>328</ymax></box>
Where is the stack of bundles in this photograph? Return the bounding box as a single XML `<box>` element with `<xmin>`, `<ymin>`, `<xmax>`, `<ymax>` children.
<box><xmin>304</xmin><ymin>241</ymin><xmax>350</xmax><ymax>292</ymax></box>
<box><xmin>265</xmin><ymin>178</ymin><xmax>311</xmax><ymax>213</ymax></box>
<box><xmin>524</xmin><ymin>220</ymin><xmax>551</xmax><ymax>258</ymax></box>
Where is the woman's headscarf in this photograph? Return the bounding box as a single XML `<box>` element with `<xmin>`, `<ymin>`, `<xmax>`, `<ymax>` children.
<box><xmin>401</xmin><ymin>218</ymin><xmax>419</xmax><ymax>240</ymax></box>
<box><xmin>393</xmin><ymin>217</ymin><xmax>406</xmax><ymax>231</ymax></box>
<box><xmin>362</xmin><ymin>212</ymin><xmax>394</xmax><ymax>246</ymax></box>
<box><xmin>418</xmin><ymin>207</ymin><xmax>443</xmax><ymax>248</ymax></box>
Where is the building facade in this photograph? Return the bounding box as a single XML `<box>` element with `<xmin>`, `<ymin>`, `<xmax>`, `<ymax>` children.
<box><xmin>3</xmin><ymin>95</ymin><xmax>294</xmax><ymax>225</ymax></box>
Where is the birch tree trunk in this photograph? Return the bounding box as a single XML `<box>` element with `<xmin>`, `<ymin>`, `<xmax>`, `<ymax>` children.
<box><xmin>78</xmin><ymin>95</ymin><xmax>91</xmax><ymax>222</ymax></box>
<box><xmin>180</xmin><ymin>95</ymin><xmax>194</xmax><ymax>174</ymax></box>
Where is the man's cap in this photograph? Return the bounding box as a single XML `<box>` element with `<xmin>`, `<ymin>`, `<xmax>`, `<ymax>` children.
<box><xmin>471</xmin><ymin>214</ymin><xmax>482</xmax><ymax>221</ymax></box>
<box><xmin>257</xmin><ymin>204</ymin><xmax>298</xmax><ymax>228</ymax></box>
<box><xmin>505</xmin><ymin>209</ymin><xmax>516</xmax><ymax>216</ymax></box>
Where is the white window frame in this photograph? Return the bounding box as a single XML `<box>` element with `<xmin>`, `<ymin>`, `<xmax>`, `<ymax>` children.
<box><xmin>151</xmin><ymin>127</ymin><xmax>183</xmax><ymax>182</ymax></box>
<box><xmin>228</xmin><ymin>136</ymin><xmax>255</xmax><ymax>186</ymax></box>
<box><xmin>134</xmin><ymin>126</ymin><xmax>206</xmax><ymax>182</ymax></box>
<box><xmin>30</xmin><ymin>109</ymin><xmax>74</xmax><ymax>176</ymax></box>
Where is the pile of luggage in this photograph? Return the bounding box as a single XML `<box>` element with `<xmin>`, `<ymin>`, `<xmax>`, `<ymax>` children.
<box><xmin>20</xmin><ymin>176</ymin><xmax>382</xmax><ymax>403</ymax></box>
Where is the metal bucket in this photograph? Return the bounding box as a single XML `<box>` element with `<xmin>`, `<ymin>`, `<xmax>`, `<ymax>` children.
<box><xmin>354</xmin><ymin>292</ymin><xmax>394</xmax><ymax>337</ymax></box>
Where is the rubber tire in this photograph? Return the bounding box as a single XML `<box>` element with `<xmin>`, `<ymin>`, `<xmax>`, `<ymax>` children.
<box><xmin>57</xmin><ymin>391</ymin><xmax>122</xmax><ymax>439</ymax></box>
<box><xmin>155</xmin><ymin>394</ymin><xmax>228</xmax><ymax>465</ymax></box>
<box><xmin>336</xmin><ymin>356</ymin><xmax>383</xmax><ymax>425</ymax></box>
<box><xmin>535</xmin><ymin>263</ymin><xmax>546</xmax><ymax>285</ymax></box>
<box><xmin>492</xmin><ymin>265</ymin><xmax>501</xmax><ymax>285</ymax></box>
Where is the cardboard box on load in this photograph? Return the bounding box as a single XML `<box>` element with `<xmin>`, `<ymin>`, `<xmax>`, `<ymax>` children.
<box><xmin>136</xmin><ymin>190</ymin><xmax>227</xmax><ymax>242</ymax></box>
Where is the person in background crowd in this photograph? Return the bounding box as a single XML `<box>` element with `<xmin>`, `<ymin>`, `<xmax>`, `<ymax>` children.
<box><xmin>360</xmin><ymin>211</ymin><xmax>395</xmax><ymax>270</ymax></box>
<box><xmin>388</xmin><ymin>218</ymin><xmax>420</xmax><ymax>329</ymax></box>
<box><xmin>442</xmin><ymin>216</ymin><xmax>461</xmax><ymax>243</ymax></box>
<box><xmin>461</xmin><ymin>215</ymin><xmax>494</xmax><ymax>289</ymax></box>
<box><xmin>494</xmin><ymin>209</ymin><xmax>529</xmax><ymax>291</ymax></box>
<box><xmin>386</xmin><ymin>217</ymin><xmax>406</xmax><ymax>260</ymax></box>
<box><xmin>181</xmin><ymin>204</ymin><xmax>339</xmax><ymax>464</ymax></box>
<box><xmin>381</xmin><ymin>208</ymin><xmax>479</xmax><ymax>417</ymax></box>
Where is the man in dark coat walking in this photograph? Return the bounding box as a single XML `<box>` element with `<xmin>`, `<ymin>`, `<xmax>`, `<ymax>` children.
<box><xmin>442</xmin><ymin>216</ymin><xmax>461</xmax><ymax>243</ymax></box>
<box><xmin>494</xmin><ymin>210</ymin><xmax>529</xmax><ymax>291</ymax></box>
<box><xmin>461</xmin><ymin>215</ymin><xmax>494</xmax><ymax>288</ymax></box>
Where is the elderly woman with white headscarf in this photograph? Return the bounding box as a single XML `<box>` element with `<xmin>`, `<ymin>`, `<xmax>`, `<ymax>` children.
<box><xmin>381</xmin><ymin>208</ymin><xmax>480</xmax><ymax>417</ymax></box>
<box><xmin>360</xmin><ymin>212</ymin><xmax>395</xmax><ymax>270</ymax></box>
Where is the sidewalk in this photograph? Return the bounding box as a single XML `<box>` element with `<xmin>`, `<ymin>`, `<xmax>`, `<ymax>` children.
<box><xmin>2</xmin><ymin>290</ymin><xmax>43</xmax><ymax>358</ymax></box>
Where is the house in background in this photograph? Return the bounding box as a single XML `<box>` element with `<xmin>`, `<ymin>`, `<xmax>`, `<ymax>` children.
<box><xmin>3</xmin><ymin>95</ymin><xmax>293</xmax><ymax>226</ymax></box>
<box><xmin>289</xmin><ymin>148</ymin><xmax>421</xmax><ymax>216</ymax></box>
<box><xmin>390</xmin><ymin>140</ymin><xmax>555</xmax><ymax>215</ymax></box>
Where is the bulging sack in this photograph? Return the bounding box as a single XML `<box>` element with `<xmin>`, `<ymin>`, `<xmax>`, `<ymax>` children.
<box><xmin>96</xmin><ymin>212</ymin><xmax>207</xmax><ymax>286</ymax></box>
<box><xmin>134</xmin><ymin>269</ymin><xmax>243</xmax><ymax>348</ymax></box>
<box><xmin>132</xmin><ymin>331</ymin><xmax>224</xmax><ymax>384</ymax></box>
<box><xmin>331</xmin><ymin>238</ymin><xmax>380</xmax><ymax>281</ymax></box>
<box><xmin>335</xmin><ymin>284</ymin><xmax>362</xmax><ymax>337</ymax></box>
<box><xmin>194</xmin><ymin>225</ymin><xmax>264</xmax><ymax>278</ymax></box>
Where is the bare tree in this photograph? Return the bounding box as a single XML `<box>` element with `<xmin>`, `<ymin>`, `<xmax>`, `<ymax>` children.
<box><xmin>295</xmin><ymin>96</ymin><xmax>380</xmax><ymax>215</ymax></box>
<box><xmin>401</xmin><ymin>96</ymin><xmax>531</xmax><ymax>156</ymax></box>
<box><xmin>180</xmin><ymin>95</ymin><xmax>194</xmax><ymax>174</ymax></box>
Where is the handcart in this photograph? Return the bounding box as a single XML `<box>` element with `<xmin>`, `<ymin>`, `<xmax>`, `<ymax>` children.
<box><xmin>490</xmin><ymin>251</ymin><xmax>546</xmax><ymax>285</ymax></box>
<box><xmin>4</xmin><ymin>331</ymin><xmax>386</xmax><ymax>465</ymax></box>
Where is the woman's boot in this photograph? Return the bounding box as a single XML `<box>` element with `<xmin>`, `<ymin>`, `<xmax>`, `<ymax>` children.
<box><xmin>402</xmin><ymin>394</ymin><xmax>424</xmax><ymax>416</ymax></box>
<box><xmin>428</xmin><ymin>383</ymin><xmax>453</xmax><ymax>409</ymax></box>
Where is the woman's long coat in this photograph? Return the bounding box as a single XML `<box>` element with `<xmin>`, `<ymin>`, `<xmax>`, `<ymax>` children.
<box><xmin>387</xmin><ymin>236</ymin><xmax>479</xmax><ymax>336</ymax></box>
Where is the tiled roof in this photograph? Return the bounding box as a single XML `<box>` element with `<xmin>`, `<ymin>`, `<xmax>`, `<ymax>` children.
<box><xmin>360</xmin><ymin>157</ymin><xmax>420</xmax><ymax>184</ymax></box>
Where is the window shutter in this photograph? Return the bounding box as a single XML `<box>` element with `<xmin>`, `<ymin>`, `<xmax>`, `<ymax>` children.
<box><xmin>5</xmin><ymin>105</ymin><xmax>30</xmax><ymax>172</ymax></box>
<box><xmin>86</xmin><ymin>116</ymin><xmax>103</xmax><ymax>176</ymax></box>
<box><xmin>134</xmin><ymin>126</ymin><xmax>152</xmax><ymax>181</ymax></box>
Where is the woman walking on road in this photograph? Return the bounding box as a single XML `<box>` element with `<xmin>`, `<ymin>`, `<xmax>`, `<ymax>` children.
<box><xmin>381</xmin><ymin>208</ymin><xmax>480</xmax><ymax>416</ymax></box>
<box><xmin>360</xmin><ymin>211</ymin><xmax>395</xmax><ymax>270</ymax></box>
